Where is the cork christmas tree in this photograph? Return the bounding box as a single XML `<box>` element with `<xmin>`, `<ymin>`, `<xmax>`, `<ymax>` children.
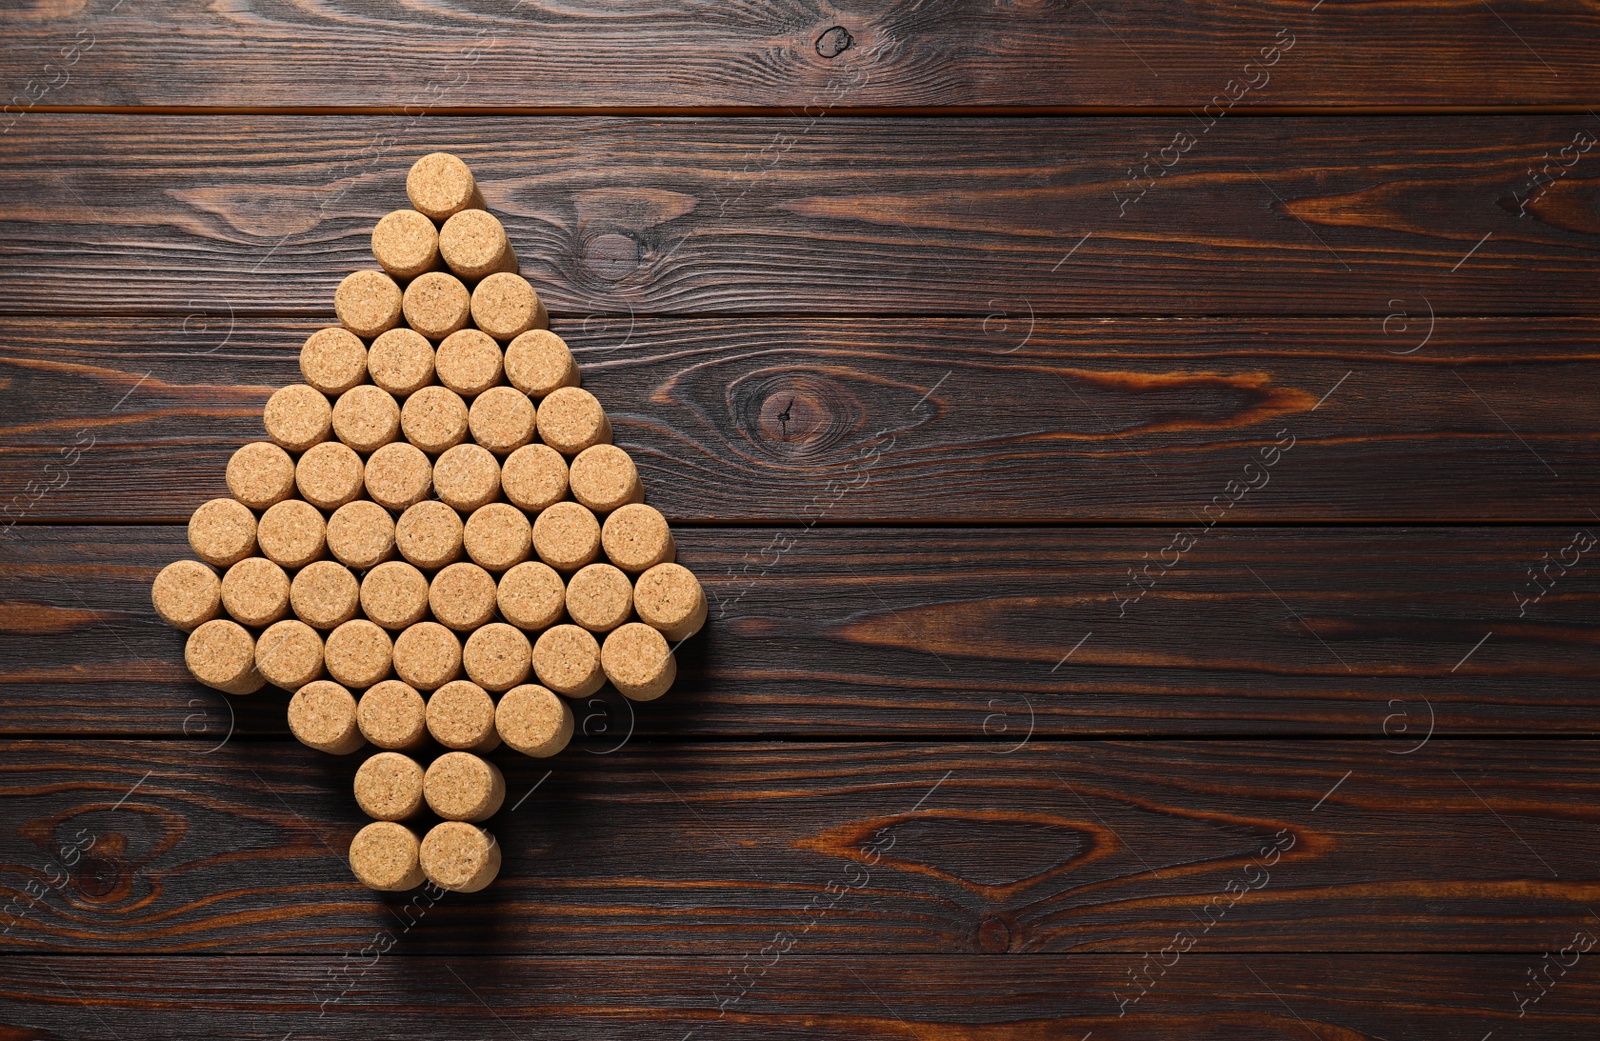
<box><xmin>150</xmin><ymin>153</ymin><xmax>706</xmax><ymax>893</ymax></box>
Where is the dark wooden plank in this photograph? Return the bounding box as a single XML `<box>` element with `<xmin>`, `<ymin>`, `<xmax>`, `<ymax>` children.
<box><xmin>2</xmin><ymin>954</ymin><xmax>1595</xmax><ymax>1039</ymax></box>
<box><xmin>4</xmin><ymin>524</ymin><xmax>1597</xmax><ymax>738</ymax></box>
<box><xmin>3</xmin><ymin>116</ymin><xmax>1598</xmax><ymax>317</ymax></box>
<box><xmin>2</xmin><ymin>740</ymin><xmax>1597</xmax><ymax>954</ymax></box>
<box><xmin>5</xmin><ymin>316</ymin><xmax>1598</xmax><ymax>523</ymax></box>
<box><xmin>4</xmin><ymin>0</ymin><xmax>1599</xmax><ymax>108</ymax></box>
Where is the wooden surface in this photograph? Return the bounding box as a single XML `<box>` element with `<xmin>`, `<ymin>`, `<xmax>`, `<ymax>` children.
<box><xmin>3</xmin><ymin>2</ymin><xmax>1599</xmax><ymax>1037</ymax></box>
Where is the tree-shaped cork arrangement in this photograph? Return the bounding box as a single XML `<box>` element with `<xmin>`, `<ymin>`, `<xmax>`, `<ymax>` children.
<box><xmin>150</xmin><ymin>153</ymin><xmax>706</xmax><ymax>894</ymax></box>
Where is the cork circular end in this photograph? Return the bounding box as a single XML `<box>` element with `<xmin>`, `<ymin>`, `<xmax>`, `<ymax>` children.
<box><xmin>152</xmin><ymin>559</ymin><xmax>222</xmax><ymax>632</ymax></box>
<box><xmin>501</xmin><ymin>443</ymin><xmax>568</xmax><ymax>513</ymax></box>
<box><xmin>360</xmin><ymin>560</ymin><xmax>431</xmax><ymax>631</ymax></box>
<box><xmin>429</xmin><ymin>562</ymin><xmax>498</xmax><ymax>632</ymax></box>
<box><xmin>433</xmin><ymin>444</ymin><xmax>502</xmax><ymax>513</ymax></box>
<box><xmin>355</xmin><ymin>751</ymin><xmax>425</xmax><ymax>821</ymax></box>
<box><xmin>423</xmin><ymin>752</ymin><xmax>506</xmax><ymax>822</ymax></box>
<box><xmin>358</xmin><ymin>679</ymin><xmax>428</xmax><ymax>751</ymax></box>
<box><xmin>256</xmin><ymin>499</ymin><xmax>327</xmax><ymax>569</ymax></box>
<box><xmin>569</xmin><ymin>443</ymin><xmax>643</xmax><ymax>514</ymax></box>
<box><xmin>401</xmin><ymin>385</ymin><xmax>470</xmax><ymax>454</ymax></box>
<box><xmin>425</xmin><ymin>679</ymin><xmax>500</xmax><ymax>752</ymax></box>
<box><xmin>290</xmin><ymin>559</ymin><xmax>361</xmax><ymax>630</ymax></box>
<box><xmin>395</xmin><ymin>500</ymin><xmax>465</xmax><ymax>570</ymax></box>
<box><xmin>462</xmin><ymin>622</ymin><xmax>533</xmax><ymax>693</ymax></box>
<box><xmin>288</xmin><ymin>679</ymin><xmax>363</xmax><ymax>754</ymax></box>
<box><xmin>505</xmin><ymin>329</ymin><xmax>579</xmax><ymax>399</ymax></box>
<box><xmin>468</xmin><ymin>386</ymin><xmax>537</xmax><ymax>455</ymax></box>
<box><xmin>350</xmin><ymin>821</ymin><xmax>425</xmax><ymax>891</ymax></box>
<box><xmin>402</xmin><ymin>271</ymin><xmax>471</xmax><ymax>341</ymax></box>
<box><xmin>296</xmin><ymin>441</ymin><xmax>366</xmax><ymax>511</ymax></box>
<box><xmin>364</xmin><ymin>441</ymin><xmax>433</xmax><ymax>512</ymax></box>
<box><xmin>496</xmin><ymin>561</ymin><xmax>566</xmax><ymax>632</ymax></box>
<box><xmin>185</xmin><ymin>619</ymin><xmax>264</xmax><ymax>695</ymax></box>
<box><xmin>372</xmin><ymin>208</ymin><xmax>441</xmax><ymax>281</ymax></box>
<box><xmin>393</xmin><ymin>620</ymin><xmax>462</xmax><ymax>691</ymax></box>
<box><xmin>532</xmin><ymin>501</ymin><xmax>600</xmax><ymax>572</ymax></box>
<box><xmin>601</xmin><ymin>621</ymin><xmax>677</xmax><ymax>702</ymax></box>
<box><xmin>601</xmin><ymin>503</ymin><xmax>675</xmax><ymax>573</ymax></box>
<box><xmin>300</xmin><ymin>327</ymin><xmax>368</xmax><ymax>396</ymax></box>
<box><xmin>406</xmin><ymin>152</ymin><xmax>481</xmax><ymax>222</ymax></box>
<box><xmin>496</xmin><ymin>684</ymin><xmax>574</xmax><ymax>758</ymax></box>
<box><xmin>263</xmin><ymin>384</ymin><xmax>333</xmax><ymax>453</ymax></box>
<box><xmin>634</xmin><ymin>562</ymin><xmax>708</xmax><ymax>643</ymax></box>
<box><xmin>221</xmin><ymin>556</ymin><xmax>290</xmax><ymax>628</ymax></box>
<box><xmin>471</xmin><ymin>272</ymin><xmax>544</xmax><ymax>342</ymax></box>
<box><xmin>420</xmin><ymin>821</ymin><xmax>501</xmax><ymax>893</ymax></box>
<box><xmin>331</xmin><ymin>385</ymin><xmax>401</xmax><ymax>454</ymax></box>
<box><xmin>335</xmin><ymin>270</ymin><xmax>403</xmax><ymax>339</ymax></box>
<box><xmin>565</xmin><ymin>563</ymin><xmax>634</xmax><ymax>633</ymax></box>
<box><xmin>327</xmin><ymin>500</ymin><xmax>396</xmax><ymax>570</ymax></box>
<box><xmin>531</xmin><ymin>623</ymin><xmax>604</xmax><ymax>698</ymax></box>
<box><xmin>463</xmin><ymin>503</ymin><xmax>532</xmax><ymax>572</ymax></box>
<box><xmin>536</xmin><ymin>386</ymin><xmax>611</xmax><ymax>456</ymax></box>
<box><xmin>440</xmin><ymin>209</ymin><xmax>516</xmax><ymax>282</ymax></box>
<box><xmin>226</xmin><ymin>442</ymin><xmax>297</xmax><ymax>510</ymax></box>
<box><xmin>436</xmin><ymin>328</ymin><xmax>504</xmax><ymax>397</ymax></box>
<box><xmin>367</xmin><ymin>327</ymin><xmax>436</xmax><ymax>398</ymax></box>
<box><xmin>324</xmin><ymin>618</ymin><xmax>394</xmax><ymax>688</ymax></box>
<box><xmin>256</xmin><ymin>619</ymin><xmax>325</xmax><ymax>691</ymax></box>
<box><xmin>188</xmin><ymin>497</ymin><xmax>258</xmax><ymax>568</ymax></box>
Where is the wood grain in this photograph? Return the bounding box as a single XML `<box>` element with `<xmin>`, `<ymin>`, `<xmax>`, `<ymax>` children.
<box><xmin>3</xmin><ymin>739</ymin><xmax>1598</xmax><ymax>954</ymax></box>
<box><xmin>3</xmin><ymin>116</ymin><xmax>1598</xmax><ymax>317</ymax></box>
<box><xmin>4</xmin><ymin>524</ymin><xmax>1597</xmax><ymax>738</ymax></box>
<box><xmin>4</xmin><ymin>316</ymin><xmax>1598</xmax><ymax>523</ymax></box>
<box><xmin>4</xmin><ymin>0</ymin><xmax>1599</xmax><ymax>108</ymax></box>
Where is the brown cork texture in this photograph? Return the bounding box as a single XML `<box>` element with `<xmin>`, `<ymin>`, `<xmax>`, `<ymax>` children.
<box><xmin>221</xmin><ymin>556</ymin><xmax>290</xmax><ymax>628</ymax></box>
<box><xmin>295</xmin><ymin>441</ymin><xmax>366</xmax><ymax>511</ymax></box>
<box><xmin>406</xmin><ymin>152</ymin><xmax>483</xmax><ymax>222</ymax></box>
<box><xmin>601</xmin><ymin>503</ymin><xmax>675</xmax><ymax>573</ymax></box>
<box><xmin>226</xmin><ymin>442</ymin><xmax>296</xmax><ymax>510</ymax></box>
<box><xmin>462</xmin><ymin>622</ymin><xmax>532</xmax><ymax>692</ymax></box>
<box><xmin>425</xmin><ymin>679</ymin><xmax>501</xmax><ymax>753</ymax></box>
<box><xmin>423</xmin><ymin>751</ymin><xmax>506</xmax><ymax>822</ymax></box>
<box><xmin>429</xmin><ymin>562</ymin><xmax>498</xmax><ymax>632</ymax></box>
<box><xmin>263</xmin><ymin>384</ymin><xmax>332</xmax><ymax>453</ymax></box>
<box><xmin>420</xmin><ymin>821</ymin><xmax>500</xmax><ymax>893</ymax></box>
<box><xmin>565</xmin><ymin>563</ymin><xmax>634</xmax><ymax>633</ymax></box>
<box><xmin>433</xmin><ymin>444</ymin><xmax>501</xmax><ymax>513</ymax></box>
<box><xmin>372</xmin><ymin>208</ymin><xmax>440</xmax><ymax>281</ymax></box>
<box><xmin>601</xmin><ymin>621</ymin><xmax>677</xmax><ymax>702</ymax></box>
<box><xmin>531</xmin><ymin>623</ymin><xmax>604</xmax><ymax>697</ymax></box>
<box><xmin>335</xmin><ymin>270</ymin><xmax>403</xmax><ymax>338</ymax></box>
<box><xmin>290</xmin><ymin>560</ymin><xmax>361</xmax><ymax>630</ymax></box>
<box><xmin>505</xmin><ymin>329</ymin><xmax>579</xmax><ymax>398</ymax></box>
<box><xmin>634</xmin><ymin>562</ymin><xmax>708</xmax><ymax>643</ymax></box>
<box><xmin>324</xmin><ymin>619</ymin><xmax>394</xmax><ymax>688</ymax></box>
<box><xmin>326</xmin><ymin>500</ymin><xmax>395</xmax><ymax>570</ymax></box>
<box><xmin>288</xmin><ymin>679</ymin><xmax>363</xmax><ymax>754</ymax></box>
<box><xmin>349</xmin><ymin>821</ymin><xmax>425</xmax><ymax>892</ymax></box>
<box><xmin>364</xmin><ymin>441</ymin><xmax>434</xmax><ymax>511</ymax></box>
<box><xmin>360</xmin><ymin>561</ymin><xmax>431</xmax><ymax>631</ymax></box>
<box><xmin>568</xmin><ymin>443</ymin><xmax>643</xmax><ymax>514</ymax></box>
<box><xmin>358</xmin><ymin>680</ymin><xmax>428</xmax><ymax>752</ymax></box>
<box><xmin>189</xmin><ymin>497</ymin><xmax>258</xmax><ymax>567</ymax></box>
<box><xmin>395</xmin><ymin>500</ymin><xmax>464</xmax><ymax>570</ymax></box>
<box><xmin>300</xmin><ymin>327</ymin><xmax>368</xmax><ymax>396</ymax></box>
<box><xmin>185</xmin><ymin>619</ymin><xmax>265</xmax><ymax>695</ymax></box>
<box><xmin>496</xmin><ymin>684</ymin><xmax>574</xmax><ymax>758</ymax></box>
<box><xmin>401</xmin><ymin>385</ymin><xmax>470</xmax><ymax>454</ymax></box>
<box><xmin>355</xmin><ymin>751</ymin><xmax>425</xmax><ymax>821</ymax></box>
<box><xmin>439</xmin><ymin>208</ymin><xmax>518</xmax><ymax>282</ymax></box>
<box><xmin>402</xmin><ymin>271</ymin><xmax>471</xmax><ymax>340</ymax></box>
<box><xmin>532</xmin><ymin>501</ymin><xmax>600</xmax><ymax>572</ymax></box>
<box><xmin>256</xmin><ymin>498</ymin><xmax>326</xmax><ymax>569</ymax></box>
<box><xmin>468</xmin><ymin>386</ymin><xmax>536</xmax><ymax>455</ymax></box>
<box><xmin>256</xmin><ymin>619</ymin><xmax>325</xmax><ymax>691</ymax></box>
<box><xmin>463</xmin><ymin>503</ymin><xmax>532</xmax><ymax>572</ymax></box>
<box><xmin>496</xmin><ymin>561</ymin><xmax>566</xmax><ymax>631</ymax></box>
<box><xmin>500</xmin><ymin>443</ymin><xmax>568</xmax><ymax>513</ymax></box>
<box><xmin>331</xmin><ymin>385</ymin><xmax>402</xmax><ymax>454</ymax></box>
<box><xmin>471</xmin><ymin>272</ymin><xmax>545</xmax><ymax>342</ymax></box>
<box><xmin>152</xmin><ymin>559</ymin><xmax>222</xmax><ymax>632</ymax></box>
<box><xmin>536</xmin><ymin>386</ymin><xmax>612</xmax><ymax>456</ymax></box>
<box><xmin>435</xmin><ymin>328</ymin><xmax>503</xmax><ymax>397</ymax></box>
<box><xmin>367</xmin><ymin>327</ymin><xmax>436</xmax><ymax>398</ymax></box>
<box><xmin>393</xmin><ymin>621</ymin><xmax>461</xmax><ymax>691</ymax></box>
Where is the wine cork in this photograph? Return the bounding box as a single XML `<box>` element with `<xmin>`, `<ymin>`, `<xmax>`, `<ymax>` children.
<box><xmin>256</xmin><ymin>498</ymin><xmax>326</xmax><ymax>569</ymax></box>
<box><xmin>355</xmin><ymin>751</ymin><xmax>425</xmax><ymax>821</ymax></box>
<box><xmin>532</xmin><ymin>501</ymin><xmax>600</xmax><ymax>572</ymax></box>
<box><xmin>364</xmin><ymin>441</ymin><xmax>434</xmax><ymax>511</ymax></box>
<box><xmin>634</xmin><ymin>562</ymin><xmax>707</xmax><ymax>643</ymax></box>
<box><xmin>423</xmin><ymin>751</ymin><xmax>505</xmax><ymax>822</ymax></box>
<box><xmin>471</xmin><ymin>272</ymin><xmax>546</xmax><ymax>342</ymax></box>
<box><xmin>401</xmin><ymin>385</ymin><xmax>470</xmax><ymax>454</ymax></box>
<box><xmin>495</xmin><ymin>684</ymin><xmax>573</xmax><ymax>758</ymax></box>
<box><xmin>497</xmin><ymin>561</ymin><xmax>566</xmax><ymax>631</ymax></box>
<box><xmin>255</xmin><ymin>618</ymin><xmax>325</xmax><ymax>691</ymax></box>
<box><xmin>349</xmin><ymin>821</ymin><xmax>425</xmax><ymax>892</ymax></box>
<box><xmin>185</xmin><ymin>619</ymin><xmax>265</xmax><ymax>695</ymax></box>
<box><xmin>425</xmin><ymin>679</ymin><xmax>500</xmax><ymax>753</ymax></box>
<box><xmin>263</xmin><ymin>384</ymin><xmax>332</xmax><ymax>453</ymax></box>
<box><xmin>300</xmin><ymin>327</ymin><xmax>367</xmax><ymax>396</ymax></box>
<box><xmin>332</xmin><ymin>385</ymin><xmax>401</xmax><ymax>453</ymax></box>
<box><xmin>463</xmin><ymin>622</ymin><xmax>532</xmax><ymax>692</ymax></box>
<box><xmin>151</xmin><ymin>559</ymin><xmax>222</xmax><ymax>632</ymax></box>
<box><xmin>568</xmin><ymin>443</ymin><xmax>642</xmax><ymax>514</ymax></box>
<box><xmin>501</xmin><ymin>443</ymin><xmax>568</xmax><ymax>513</ymax></box>
<box><xmin>402</xmin><ymin>271</ymin><xmax>471</xmax><ymax>340</ymax></box>
<box><xmin>406</xmin><ymin>152</ymin><xmax>483</xmax><ymax>222</ymax></box>
<box><xmin>358</xmin><ymin>679</ymin><xmax>428</xmax><ymax>751</ymax></box>
<box><xmin>531</xmin><ymin>623</ymin><xmax>603</xmax><ymax>697</ymax></box>
<box><xmin>327</xmin><ymin>500</ymin><xmax>395</xmax><ymax>570</ymax></box>
<box><xmin>468</xmin><ymin>386</ymin><xmax>536</xmax><ymax>455</ymax></box>
<box><xmin>463</xmin><ymin>502</ymin><xmax>532</xmax><ymax>572</ymax></box>
<box><xmin>393</xmin><ymin>621</ymin><xmax>461</xmax><ymax>691</ymax></box>
<box><xmin>601</xmin><ymin>503</ymin><xmax>675</xmax><ymax>573</ymax></box>
<box><xmin>188</xmin><ymin>497</ymin><xmax>257</xmax><ymax>567</ymax></box>
<box><xmin>601</xmin><ymin>621</ymin><xmax>676</xmax><ymax>701</ymax></box>
<box><xmin>324</xmin><ymin>618</ymin><xmax>393</xmax><ymax>688</ymax></box>
<box><xmin>288</xmin><ymin>679</ymin><xmax>364</xmax><ymax>754</ymax></box>
<box><xmin>367</xmin><ymin>327</ymin><xmax>436</xmax><ymax>398</ymax></box>
<box><xmin>439</xmin><ymin>208</ymin><xmax>517</xmax><ymax>282</ymax></box>
<box><xmin>433</xmin><ymin>444</ymin><xmax>501</xmax><ymax>512</ymax></box>
<box><xmin>220</xmin><ymin>556</ymin><xmax>290</xmax><ymax>627</ymax></box>
<box><xmin>295</xmin><ymin>440</ymin><xmax>366</xmax><ymax>511</ymax></box>
<box><xmin>429</xmin><ymin>562</ymin><xmax>498</xmax><ymax>632</ymax></box>
<box><xmin>290</xmin><ymin>560</ymin><xmax>360</xmax><ymax>630</ymax></box>
<box><xmin>395</xmin><ymin>500</ymin><xmax>464</xmax><ymax>570</ymax></box>
<box><xmin>420</xmin><ymin>821</ymin><xmax>500</xmax><ymax>893</ymax></box>
<box><xmin>436</xmin><ymin>328</ymin><xmax>503</xmax><ymax>397</ymax></box>
<box><xmin>226</xmin><ymin>441</ymin><xmax>296</xmax><ymax>510</ymax></box>
<box><xmin>372</xmin><ymin>208</ymin><xmax>441</xmax><ymax>281</ymax></box>
<box><xmin>335</xmin><ymin>270</ymin><xmax>403</xmax><ymax>339</ymax></box>
<box><xmin>360</xmin><ymin>560</ymin><xmax>431</xmax><ymax>631</ymax></box>
<box><xmin>505</xmin><ymin>329</ymin><xmax>579</xmax><ymax>398</ymax></box>
<box><xmin>537</xmin><ymin>386</ymin><xmax>611</xmax><ymax>456</ymax></box>
<box><xmin>565</xmin><ymin>563</ymin><xmax>633</xmax><ymax>633</ymax></box>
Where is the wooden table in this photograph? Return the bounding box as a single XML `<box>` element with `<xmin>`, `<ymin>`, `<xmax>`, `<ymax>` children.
<box><xmin>2</xmin><ymin>4</ymin><xmax>1599</xmax><ymax>1036</ymax></box>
